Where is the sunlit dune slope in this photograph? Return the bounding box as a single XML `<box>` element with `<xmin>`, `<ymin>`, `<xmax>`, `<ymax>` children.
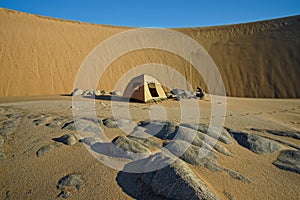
<box><xmin>0</xmin><ymin>8</ymin><xmax>299</xmax><ymax>97</ymax></box>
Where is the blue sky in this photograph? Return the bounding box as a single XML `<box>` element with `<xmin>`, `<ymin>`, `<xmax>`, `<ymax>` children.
<box><xmin>1</xmin><ymin>0</ymin><xmax>300</xmax><ymax>27</ymax></box>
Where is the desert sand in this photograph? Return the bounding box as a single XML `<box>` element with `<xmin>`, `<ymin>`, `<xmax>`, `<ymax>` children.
<box><xmin>0</xmin><ymin>8</ymin><xmax>300</xmax><ymax>200</ymax></box>
<box><xmin>0</xmin><ymin>96</ymin><xmax>299</xmax><ymax>199</ymax></box>
<box><xmin>0</xmin><ymin>8</ymin><xmax>299</xmax><ymax>98</ymax></box>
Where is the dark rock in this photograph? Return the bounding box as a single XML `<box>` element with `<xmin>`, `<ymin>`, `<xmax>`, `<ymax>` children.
<box><xmin>224</xmin><ymin>168</ymin><xmax>251</xmax><ymax>183</ymax></box>
<box><xmin>138</xmin><ymin>120</ymin><xmax>178</xmax><ymax>140</ymax></box>
<box><xmin>0</xmin><ymin>120</ymin><xmax>18</xmax><ymax>136</ymax></box>
<box><xmin>102</xmin><ymin>118</ymin><xmax>133</xmax><ymax>128</ymax></box>
<box><xmin>71</xmin><ymin>88</ymin><xmax>84</xmax><ymax>96</ymax></box>
<box><xmin>127</xmin><ymin>135</ymin><xmax>161</xmax><ymax>149</ymax></box>
<box><xmin>111</xmin><ymin>135</ymin><xmax>151</xmax><ymax>160</ymax></box>
<box><xmin>273</xmin><ymin>150</ymin><xmax>300</xmax><ymax>174</ymax></box>
<box><xmin>36</xmin><ymin>144</ymin><xmax>54</xmax><ymax>157</ymax></box>
<box><xmin>45</xmin><ymin>117</ymin><xmax>68</xmax><ymax>128</ymax></box>
<box><xmin>171</xmin><ymin>89</ymin><xmax>197</xmax><ymax>100</ymax></box>
<box><xmin>58</xmin><ymin>191</ymin><xmax>70</xmax><ymax>198</ymax></box>
<box><xmin>117</xmin><ymin>153</ymin><xmax>219</xmax><ymax>200</ymax></box>
<box><xmin>181</xmin><ymin>123</ymin><xmax>233</xmax><ymax>144</ymax></box>
<box><xmin>82</xmin><ymin>89</ymin><xmax>95</xmax><ymax>96</ymax></box>
<box><xmin>164</xmin><ymin>140</ymin><xmax>220</xmax><ymax>170</ymax></box>
<box><xmin>53</xmin><ymin>134</ymin><xmax>77</xmax><ymax>145</ymax></box>
<box><xmin>0</xmin><ymin>148</ymin><xmax>5</xmax><ymax>161</ymax></box>
<box><xmin>81</xmin><ymin>137</ymin><xmax>102</xmax><ymax>146</ymax></box>
<box><xmin>110</xmin><ymin>91</ymin><xmax>121</xmax><ymax>96</ymax></box>
<box><xmin>230</xmin><ymin>130</ymin><xmax>282</xmax><ymax>154</ymax></box>
<box><xmin>0</xmin><ymin>135</ymin><xmax>4</xmax><ymax>147</ymax></box>
<box><xmin>176</xmin><ymin>126</ymin><xmax>233</xmax><ymax>157</ymax></box>
<box><xmin>223</xmin><ymin>190</ymin><xmax>235</xmax><ymax>200</ymax></box>
<box><xmin>102</xmin><ymin>118</ymin><xmax>118</xmax><ymax>128</ymax></box>
<box><xmin>266</xmin><ymin>130</ymin><xmax>300</xmax><ymax>140</ymax></box>
<box><xmin>56</xmin><ymin>173</ymin><xmax>85</xmax><ymax>191</ymax></box>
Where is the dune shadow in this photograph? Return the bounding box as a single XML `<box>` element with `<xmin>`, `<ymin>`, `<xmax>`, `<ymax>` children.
<box><xmin>83</xmin><ymin>95</ymin><xmax>144</xmax><ymax>103</ymax></box>
<box><xmin>60</xmin><ymin>94</ymin><xmax>72</xmax><ymax>96</ymax></box>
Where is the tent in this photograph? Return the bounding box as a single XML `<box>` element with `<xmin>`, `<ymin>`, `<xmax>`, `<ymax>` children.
<box><xmin>123</xmin><ymin>74</ymin><xmax>167</xmax><ymax>102</ymax></box>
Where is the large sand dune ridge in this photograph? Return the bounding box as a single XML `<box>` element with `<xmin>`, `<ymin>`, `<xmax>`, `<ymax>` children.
<box><xmin>0</xmin><ymin>8</ymin><xmax>299</xmax><ymax>98</ymax></box>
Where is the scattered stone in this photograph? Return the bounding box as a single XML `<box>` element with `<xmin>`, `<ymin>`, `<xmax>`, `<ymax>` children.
<box><xmin>273</xmin><ymin>150</ymin><xmax>300</xmax><ymax>174</ymax></box>
<box><xmin>138</xmin><ymin>120</ymin><xmax>178</xmax><ymax>140</ymax></box>
<box><xmin>27</xmin><ymin>114</ymin><xmax>43</xmax><ymax>119</ymax></box>
<box><xmin>164</xmin><ymin>140</ymin><xmax>221</xmax><ymax>170</ymax></box>
<box><xmin>176</xmin><ymin>126</ymin><xmax>233</xmax><ymax>157</ymax></box>
<box><xmin>61</xmin><ymin>119</ymin><xmax>102</xmax><ymax>134</ymax></box>
<box><xmin>71</xmin><ymin>88</ymin><xmax>84</xmax><ymax>96</ymax></box>
<box><xmin>118</xmin><ymin>153</ymin><xmax>219</xmax><ymax>200</ymax></box>
<box><xmin>45</xmin><ymin>117</ymin><xmax>68</xmax><ymax>128</ymax></box>
<box><xmin>266</xmin><ymin>130</ymin><xmax>300</xmax><ymax>140</ymax></box>
<box><xmin>224</xmin><ymin>168</ymin><xmax>251</xmax><ymax>183</ymax></box>
<box><xmin>57</xmin><ymin>173</ymin><xmax>85</xmax><ymax>198</ymax></box>
<box><xmin>196</xmin><ymin>87</ymin><xmax>206</xmax><ymax>100</ymax></box>
<box><xmin>102</xmin><ymin>118</ymin><xmax>133</xmax><ymax>128</ymax></box>
<box><xmin>58</xmin><ymin>191</ymin><xmax>70</xmax><ymax>198</ymax></box>
<box><xmin>0</xmin><ymin>148</ymin><xmax>6</xmax><ymax>161</ymax></box>
<box><xmin>111</xmin><ymin>135</ymin><xmax>151</xmax><ymax>160</ymax></box>
<box><xmin>53</xmin><ymin>134</ymin><xmax>78</xmax><ymax>145</ymax></box>
<box><xmin>36</xmin><ymin>144</ymin><xmax>54</xmax><ymax>157</ymax></box>
<box><xmin>229</xmin><ymin>130</ymin><xmax>282</xmax><ymax>154</ymax></box>
<box><xmin>94</xmin><ymin>90</ymin><xmax>102</xmax><ymax>96</ymax></box>
<box><xmin>127</xmin><ymin>135</ymin><xmax>161</xmax><ymax>149</ymax></box>
<box><xmin>171</xmin><ymin>89</ymin><xmax>197</xmax><ymax>100</ymax></box>
<box><xmin>0</xmin><ymin>120</ymin><xmax>19</xmax><ymax>136</ymax></box>
<box><xmin>250</xmin><ymin>128</ymin><xmax>300</xmax><ymax>140</ymax></box>
<box><xmin>0</xmin><ymin>135</ymin><xmax>4</xmax><ymax>147</ymax></box>
<box><xmin>102</xmin><ymin>118</ymin><xmax>118</xmax><ymax>128</ymax></box>
<box><xmin>223</xmin><ymin>190</ymin><xmax>235</xmax><ymax>200</ymax></box>
<box><xmin>181</xmin><ymin>123</ymin><xmax>233</xmax><ymax>144</ymax></box>
<box><xmin>82</xmin><ymin>89</ymin><xmax>95</xmax><ymax>96</ymax></box>
<box><xmin>110</xmin><ymin>91</ymin><xmax>121</xmax><ymax>96</ymax></box>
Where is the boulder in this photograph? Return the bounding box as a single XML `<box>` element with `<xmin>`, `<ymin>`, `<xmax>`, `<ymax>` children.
<box><xmin>164</xmin><ymin>140</ymin><xmax>220</xmax><ymax>169</ymax></box>
<box><xmin>82</xmin><ymin>89</ymin><xmax>95</xmax><ymax>96</ymax></box>
<box><xmin>111</xmin><ymin>135</ymin><xmax>151</xmax><ymax>160</ymax></box>
<box><xmin>36</xmin><ymin>144</ymin><xmax>54</xmax><ymax>157</ymax></box>
<box><xmin>176</xmin><ymin>126</ymin><xmax>233</xmax><ymax>157</ymax></box>
<box><xmin>138</xmin><ymin>120</ymin><xmax>178</xmax><ymax>140</ymax></box>
<box><xmin>181</xmin><ymin>123</ymin><xmax>233</xmax><ymax>144</ymax></box>
<box><xmin>57</xmin><ymin>173</ymin><xmax>85</xmax><ymax>198</ymax></box>
<box><xmin>273</xmin><ymin>150</ymin><xmax>300</xmax><ymax>174</ymax></box>
<box><xmin>230</xmin><ymin>131</ymin><xmax>282</xmax><ymax>154</ymax></box>
<box><xmin>127</xmin><ymin>135</ymin><xmax>161</xmax><ymax>149</ymax></box>
<box><xmin>94</xmin><ymin>90</ymin><xmax>102</xmax><ymax>96</ymax></box>
<box><xmin>0</xmin><ymin>135</ymin><xmax>4</xmax><ymax>147</ymax></box>
<box><xmin>171</xmin><ymin>89</ymin><xmax>197</xmax><ymax>100</ymax></box>
<box><xmin>71</xmin><ymin>88</ymin><xmax>83</xmax><ymax>96</ymax></box>
<box><xmin>54</xmin><ymin>134</ymin><xmax>78</xmax><ymax>146</ymax></box>
<box><xmin>110</xmin><ymin>91</ymin><xmax>121</xmax><ymax>96</ymax></box>
<box><xmin>103</xmin><ymin>118</ymin><xmax>134</xmax><ymax>128</ymax></box>
<box><xmin>118</xmin><ymin>153</ymin><xmax>219</xmax><ymax>200</ymax></box>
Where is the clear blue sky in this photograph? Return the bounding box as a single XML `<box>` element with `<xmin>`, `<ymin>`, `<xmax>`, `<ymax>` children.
<box><xmin>1</xmin><ymin>0</ymin><xmax>300</xmax><ymax>27</ymax></box>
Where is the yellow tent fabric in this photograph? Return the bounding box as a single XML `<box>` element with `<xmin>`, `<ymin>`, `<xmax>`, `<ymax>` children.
<box><xmin>123</xmin><ymin>74</ymin><xmax>167</xmax><ymax>102</ymax></box>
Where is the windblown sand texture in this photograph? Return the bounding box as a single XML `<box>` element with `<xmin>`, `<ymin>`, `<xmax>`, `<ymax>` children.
<box><xmin>0</xmin><ymin>8</ymin><xmax>299</xmax><ymax>97</ymax></box>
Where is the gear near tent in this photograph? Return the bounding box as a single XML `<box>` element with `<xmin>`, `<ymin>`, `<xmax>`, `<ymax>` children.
<box><xmin>123</xmin><ymin>74</ymin><xmax>167</xmax><ymax>103</ymax></box>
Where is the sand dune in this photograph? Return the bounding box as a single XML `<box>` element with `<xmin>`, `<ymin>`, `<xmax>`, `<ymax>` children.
<box><xmin>0</xmin><ymin>8</ymin><xmax>299</xmax><ymax>98</ymax></box>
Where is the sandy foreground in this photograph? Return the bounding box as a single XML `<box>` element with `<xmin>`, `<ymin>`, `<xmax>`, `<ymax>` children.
<box><xmin>0</xmin><ymin>96</ymin><xmax>299</xmax><ymax>200</ymax></box>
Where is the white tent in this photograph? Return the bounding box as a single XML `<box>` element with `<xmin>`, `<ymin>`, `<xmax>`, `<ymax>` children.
<box><xmin>123</xmin><ymin>74</ymin><xmax>167</xmax><ymax>102</ymax></box>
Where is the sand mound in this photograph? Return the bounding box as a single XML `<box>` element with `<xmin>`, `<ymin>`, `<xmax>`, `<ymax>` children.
<box><xmin>0</xmin><ymin>8</ymin><xmax>299</xmax><ymax>98</ymax></box>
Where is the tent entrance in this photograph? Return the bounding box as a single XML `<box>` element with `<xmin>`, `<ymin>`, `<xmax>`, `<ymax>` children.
<box><xmin>148</xmin><ymin>83</ymin><xmax>159</xmax><ymax>97</ymax></box>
